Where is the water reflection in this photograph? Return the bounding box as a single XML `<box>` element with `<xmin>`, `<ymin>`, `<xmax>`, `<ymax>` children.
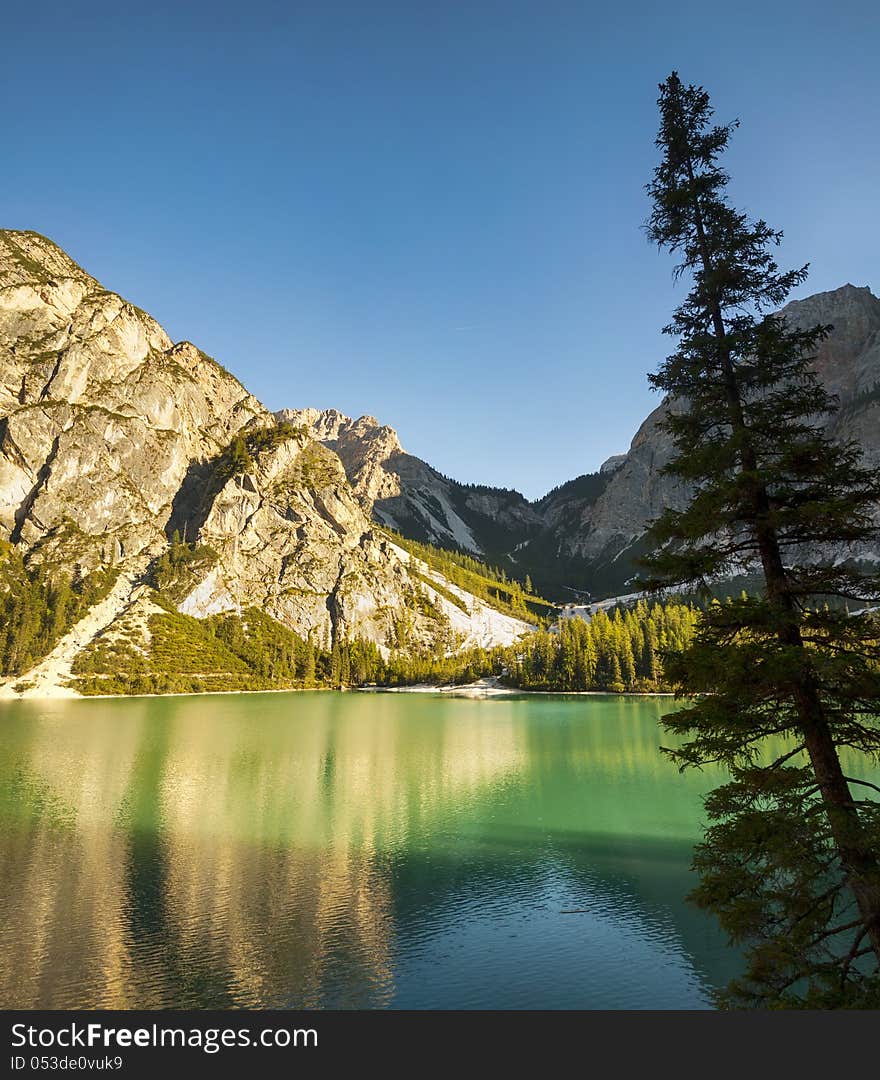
<box><xmin>0</xmin><ymin>691</ymin><xmax>819</xmax><ymax>1008</ymax></box>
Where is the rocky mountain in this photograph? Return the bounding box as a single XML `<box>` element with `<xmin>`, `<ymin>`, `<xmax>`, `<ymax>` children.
<box><xmin>0</xmin><ymin>231</ymin><xmax>532</xmax><ymax>696</ymax></box>
<box><xmin>287</xmin><ymin>284</ymin><xmax>880</xmax><ymax>600</ymax></box>
<box><xmin>547</xmin><ymin>284</ymin><xmax>880</xmax><ymax>593</ymax></box>
<box><xmin>0</xmin><ymin>232</ymin><xmax>266</xmax><ymax>567</ymax></box>
<box><xmin>276</xmin><ymin>408</ymin><xmax>613</xmax><ymax>597</ymax></box>
<box><xmin>276</xmin><ymin>407</ymin><xmax>545</xmax><ymax>557</ymax></box>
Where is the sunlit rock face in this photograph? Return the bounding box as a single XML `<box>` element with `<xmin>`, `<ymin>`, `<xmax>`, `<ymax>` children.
<box><xmin>0</xmin><ymin>230</ymin><xmax>267</xmax><ymax>566</ymax></box>
<box><xmin>174</xmin><ymin>434</ymin><xmax>462</xmax><ymax>648</ymax></box>
<box><xmin>0</xmin><ymin>231</ymin><xmax>532</xmax><ymax>658</ymax></box>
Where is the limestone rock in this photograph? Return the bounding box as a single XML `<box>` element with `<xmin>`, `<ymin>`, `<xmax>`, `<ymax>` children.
<box><xmin>278</xmin><ymin>407</ymin><xmax>543</xmax><ymax>557</ymax></box>
<box><xmin>0</xmin><ymin>230</ymin><xmax>533</xmax><ymax>685</ymax></box>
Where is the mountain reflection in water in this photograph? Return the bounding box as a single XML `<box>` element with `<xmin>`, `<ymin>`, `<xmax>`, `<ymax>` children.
<box><xmin>2</xmin><ymin>690</ymin><xmax>836</xmax><ymax>1008</ymax></box>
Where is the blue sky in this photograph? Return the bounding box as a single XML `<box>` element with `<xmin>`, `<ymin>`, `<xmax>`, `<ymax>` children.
<box><xmin>3</xmin><ymin>2</ymin><xmax>877</xmax><ymax>499</ymax></box>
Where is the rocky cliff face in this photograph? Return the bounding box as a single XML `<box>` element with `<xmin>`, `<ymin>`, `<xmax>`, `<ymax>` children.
<box><xmin>0</xmin><ymin>231</ymin><xmax>267</xmax><ymax>569</ymax></box>
<box><xmin>0</xmin><ymin>231</ymin><xmax>532</xmax><ymax>693</ymax></box>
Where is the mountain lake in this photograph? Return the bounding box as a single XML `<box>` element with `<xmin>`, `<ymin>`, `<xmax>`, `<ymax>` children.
<box><xmin>4</xmin><ymin>689</ymin><xmax>846</xmax><ymax>1009</ymax></box>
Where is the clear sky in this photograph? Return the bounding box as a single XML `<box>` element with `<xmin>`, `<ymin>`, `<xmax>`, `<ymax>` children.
<box><xmin>3</xmin><ymin>1</ymin><xmax>877</xmax><ymax>499</ymax></box>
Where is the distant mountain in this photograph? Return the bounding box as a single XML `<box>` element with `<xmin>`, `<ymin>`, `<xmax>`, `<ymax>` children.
<box><xmin>275</xmin><ymin>407</ymin><xmax>546</xmax><ymax>559</ymax></box>
<box><xmin>286</xmin><ymin>284</ymin><xmax>880</xmax><ymax>599</ymax></box>
<box><xmin>276</xmin><ymin>408</ymin><xmax>619</xmax><ymax>598</ymax></box>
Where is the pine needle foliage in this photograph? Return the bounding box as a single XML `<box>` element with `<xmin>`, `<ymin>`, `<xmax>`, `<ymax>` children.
<box><xmin>639</xmin><ymin>72</ymin><xmax>880</xmax><ymax>1007</ymax></box>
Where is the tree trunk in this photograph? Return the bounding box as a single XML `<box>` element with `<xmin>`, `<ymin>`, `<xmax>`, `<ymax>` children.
<box><xmin>682</xmin><ymin>154</ymin><xmax>880</xmax><ymax>966</ymax></box>
<box><xmin>800</xmin><ymin>708</ymin><xmax>880</xmax><ymax>960</ymax></box>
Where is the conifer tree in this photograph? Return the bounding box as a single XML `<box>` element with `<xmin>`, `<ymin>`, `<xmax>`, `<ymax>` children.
<box><xmin>640</xmin><ymin>72</ymin><xmax>880</xmax><ymax>1006</ymax></box>
<box><xmin>225</xmin><ymin>433</ymin><xmax>253</xmax><ymax>477</ymax></box>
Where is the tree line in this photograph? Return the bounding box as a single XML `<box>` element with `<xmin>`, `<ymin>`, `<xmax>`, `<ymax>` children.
<box><xmin>0</xmin><ymin>540</ymin><xmax>118</xmax><ymax>678</ymax></box>
<box><xmin>504</xmin><ymin>602</ymin><xmax>697</xmax><ymax>692</ymax></box>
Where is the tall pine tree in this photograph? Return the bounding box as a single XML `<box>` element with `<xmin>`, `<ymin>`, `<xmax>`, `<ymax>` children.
<box><xmin>640</xmin><ymin>73</ymin><xmax>880</xmax><ymax>1006</ymax></box>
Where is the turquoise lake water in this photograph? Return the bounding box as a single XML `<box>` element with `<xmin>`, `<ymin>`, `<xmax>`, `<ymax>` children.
<box><xmin>0</xmin><ymin>691</ymin><xmax>752</xmax><ymax>1008</ymax></box>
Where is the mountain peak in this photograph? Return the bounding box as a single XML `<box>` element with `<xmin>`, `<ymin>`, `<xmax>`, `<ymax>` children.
<box><xmin>0</xmin><ymin>230</ymin><xmax>97</xmax><ymax>290</ymax></box>
<box><xmin>781</xmin><ymin>282</ymin><xmax>879</xmax><ymax>324</ymax></box>
<box><xmin>275</xmin><ymin>407</ymin><xmax>402</xmax><ymax>451</ymax></box>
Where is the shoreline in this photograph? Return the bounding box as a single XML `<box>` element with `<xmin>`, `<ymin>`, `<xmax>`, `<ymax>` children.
<box><xmin>0</xmin><ymin>684</ymin><xmax>336</xmax><ymax>703</ymax></box>
<box><xmin>0</xmin><ymin>680</ymin><xmax>676</xmax><ymax>703</ymax></box>
<box><xmin>362</xmin><ymin>683</ymin><xmax>676</xmax><ymax>698</ymax></box>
